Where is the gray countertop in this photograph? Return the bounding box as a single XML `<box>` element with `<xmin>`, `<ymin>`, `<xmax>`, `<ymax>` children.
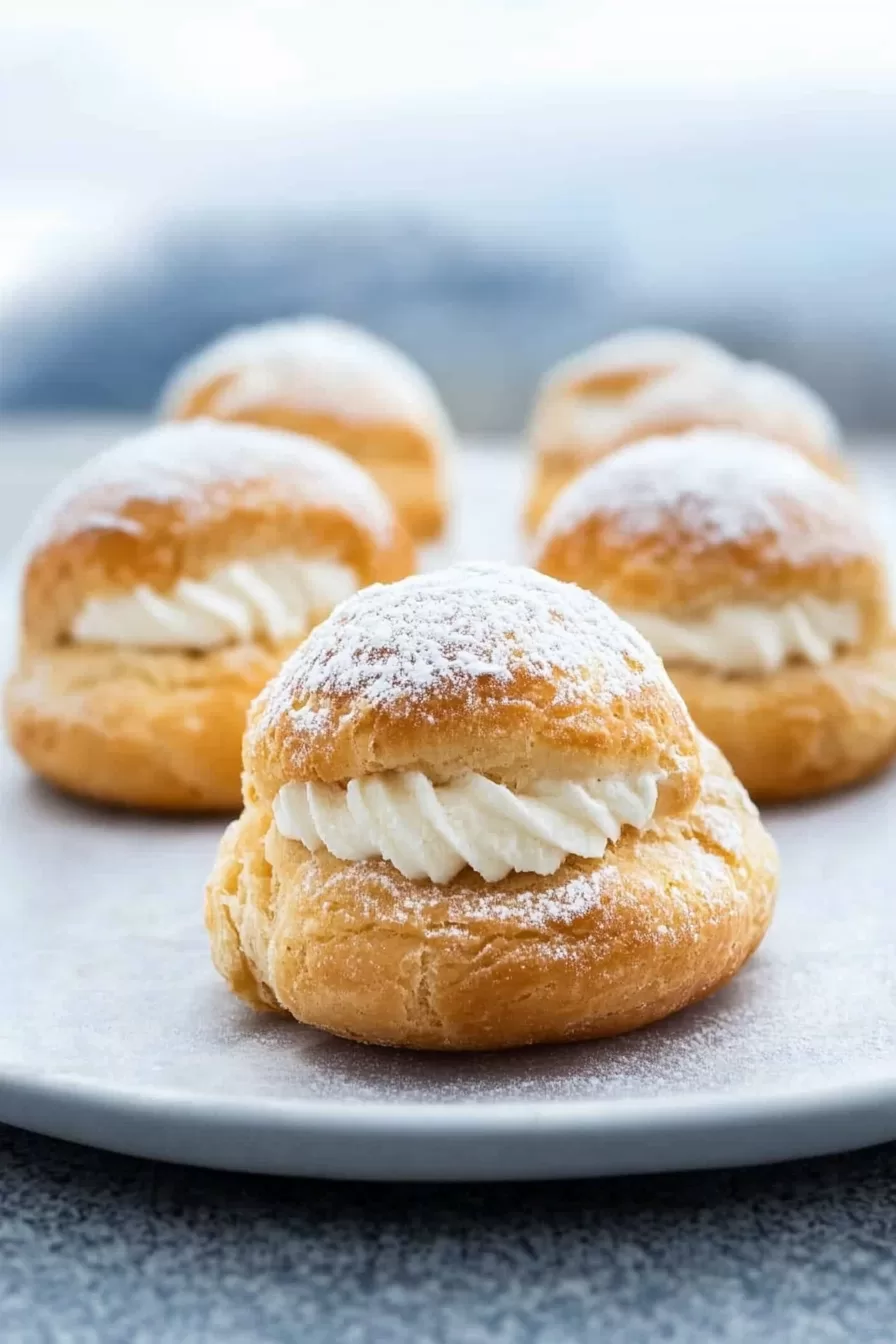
<box><xmin>2</xmin><ymin>1123</ymin><xmax>895</xmax><ymax>1343</ymax></box>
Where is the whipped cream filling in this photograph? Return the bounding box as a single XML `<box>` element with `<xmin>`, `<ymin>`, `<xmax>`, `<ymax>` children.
<box><xmin>71</xmin><ymin>554</ymin><xmax>358</xmax><ymax>650</ymax></box>
<box><xmin>273</xmin><ymin>769</ymin><xmax>662</xmax><ymax>884</ymax></box>
<box><xmin>618</xmin><ymin>598</ymin><xmax>861</xmax><ymax>674</ymax></box>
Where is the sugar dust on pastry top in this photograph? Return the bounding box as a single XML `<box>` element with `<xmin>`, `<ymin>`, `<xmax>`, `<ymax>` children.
<box><xmin>160</xmin><ymin>316</ymin><xmax>454</xmax><ymax>544</ymax></box>
<box><xmin>534</xmin><ymin>430</ymin><xmax>896</xmax><ymax>801</ymax></box>
<box><xmin>524</xmin><ymin>327</ymin><xmax>846</xmax><ymax>533</ymax></box>
<box><xmin>206</xmin><ymin>562</ymin><xmax>778</xmax><ymax>1050</ymax></box>
<box><xmin>5</xmin><ymin>419</ymin><xmax>414</xmax><ymax>812</ymax></box>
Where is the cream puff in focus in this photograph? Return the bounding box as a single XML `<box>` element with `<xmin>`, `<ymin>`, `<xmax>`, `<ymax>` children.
<box><xmin>160</xmin><ymin>317</ymin><xmax>453</xmax><ymax>543</ymax></box>
<box><xmin>205</xmin><ymin>562</ymin><xmax>778</xmax><ymax>1050</ymax></box>
<box><xmin>5</xmin><ymin>420</ymin><xmax>414</xmax><ymax>812</ymax></box>
<box><xmin>525</xmin><ymin>328</ymin><xmax>846</xmax><ymax>532</ymax></box>
<box><xmin>535</xmin><ymin>429</ymin><xmax>896</xmax><ymax>800</ymax></box>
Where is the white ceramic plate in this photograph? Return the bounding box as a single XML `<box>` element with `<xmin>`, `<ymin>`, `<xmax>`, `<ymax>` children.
<box><xmin>0</xmin><ymin>445</ymin><xmax>894</xmax><ymax>1180</ymax></box>
<box><xmin>0</xmin><ymin>746</ymin><xmax>894</xmax><ymax>1180</ymax></box>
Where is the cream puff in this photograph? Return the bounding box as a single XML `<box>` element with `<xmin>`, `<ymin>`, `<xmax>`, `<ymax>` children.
<box><xmin>5</xmin><ymin>420</ymin><xmax>414</xmax><ymax>812</ymax></box>
<box><xmin>159</xmin><ymin>316</ymin><xmax>453</xmax><ymax>543</ymax></box>
<box><xmin>525</xmin><ymin>328</ymin><xmax>845</xmax><ymax>532</ymax></box>
<box><xmin>205</xmin><ymin>562</ymin><xmax>778</xmax><ymax>1050</ymax></box>
<box><xmin>534</xmin><ymin>429</ymin><xmax>896</xmax><ymax>801</ymax></box>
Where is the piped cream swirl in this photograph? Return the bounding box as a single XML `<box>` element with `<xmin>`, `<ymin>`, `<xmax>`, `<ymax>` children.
<box><xmin>72</xmin><ymin>554</ymin><xmax>358</xmax><ymax>650</ymax></box>
<box><xmin>273</xmin><ymin>769</ymin><xmax>661</xmax><ymax>884</ymax></box>
<box><xmin>619</xmin><ymin>598</ymin><xmax>861</xmax><ymax>674</ymax></box>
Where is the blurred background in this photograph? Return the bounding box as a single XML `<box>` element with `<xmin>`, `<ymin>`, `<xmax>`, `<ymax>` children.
<box><xmin>2</xmin><ymin>0</ymin><xmax>896</xmax><ymax>435</ymax></box>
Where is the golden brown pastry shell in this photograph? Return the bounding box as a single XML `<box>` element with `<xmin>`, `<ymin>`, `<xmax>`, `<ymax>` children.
<box><xmin>24</xmin><ymin>477</ymin><xmax>414</xmax><ymax>651</ymax></box>
<box><xmin>173</xmin><ymin>380</ymin><xmax>447</xmax><ymax>542</ymax></box>
<box><xmin>205</xmin><ymin>736</ymin><xmax>778</xmax><ymax>1050</ymax></box>
<box><xmin>524</xmin><ymin>430</ymin><xmax>851</xmax><ymax>535</ymax></box>
<box><xmin>535</xmin><ymin>503</ymin><xmax>889</xmax><ymax>648</ymax></box>
<box><xmin>4</xmin><ymin>640</ymin><xmax>304</xmax><ymax>812</ymax></box>
<box><xmin>245</xmin><ymin>599</ymin><xmax>702</xmax><ymax>817</ymax></box>
<box><xmin>668</xmin><ymin>637</ymin><xmax>896</xmax><ymax>802</ymax></box>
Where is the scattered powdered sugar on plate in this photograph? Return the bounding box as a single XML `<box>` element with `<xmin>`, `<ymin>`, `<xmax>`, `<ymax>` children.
<box><xmin>1</xmin><ymin>440</ymin><xmax>895</xmax><ymax>1160</ymax></box>
<box><xmin>3</xmin><ymin>727</ymin><xmax>893</xmax><ymax>1117</ymax></box>
<box><xmin>22</xmin><ymin>419</ymin><xmax>398</xmax><ymax>555</ymax></box>
<box><xmin>539</xmin><ymin>429</ymin><xmax>873</xmax><ymax>563</ymax></box>
<box><xmin>159</xmin><ymin>315</ymin><xmax>453</xmax><ymax>449</ymax></box>
<box><xmin>259</xmin><ymin>562</ymin><xmax>666</xmax><ymax>731</ymax></box>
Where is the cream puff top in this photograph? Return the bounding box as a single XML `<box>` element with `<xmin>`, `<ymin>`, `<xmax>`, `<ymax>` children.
<box><xmin>536</xmin><ymin>345</ymin><xmax>840</xmax><ymax>460</ymax></box>
<box><xmin>160</xmin><ymin>317</ymin><xmax>453</xmax><ymax>448</ymax></box>
<box><xmin>536</xmin><ymin>431</ymin><xmax>877</xmax><ymax>674</ymax></box>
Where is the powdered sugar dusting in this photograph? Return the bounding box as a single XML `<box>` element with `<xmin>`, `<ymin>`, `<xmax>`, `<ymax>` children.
<box><xmin>159</xmin><ymin>316</ymin><xmax>453</xmax><ymax>450</ymax></box>
<box><xmin>699</xmin><ymin>804</ymin><xmax>750</xmax><ymax>859</ymax></box>
<box><xmin>2</xmin><ymin>715</ymin><xmax>891</xmax><ymax>1115</ymax></box>
<box><xmin>258</xmin><ymin>563</ymin><xmax>666</xmax><ymax>734</ymax></box>
<box><xmin>23</xmin><ymin>419</ymin><xmax>397</xmax><ymax>555</ymax></box>
<box><xmin>539</xmin><ymin>429</ymin><xmax>874</xmax><ymax>563</ymax></box>
<box><xmin>609</xmin><ymin>360</ymin><xmax>842</xmax><ymax>451</ymax></box>
<box><xmin>333</xmin><ymin>864</ymin><xmax>624</xmax><ymax>935</ymax></box>
<box><xmin>740</xmin><ymin>361</ymin><xmax>840</xmax><ymax>448</ymax></box>
<box><xmin>543</xmin><ymin>327</ymin><xmax>730</xmax><ymax>398</ymax></box>
<box><xmin>307</xmin><ymin>810</ymin><xmax>739</xmax><ymax>945</ymax></box>
<box><xmin>536</xmin><ymin>343</ymin><xmax>841</xmax><ymax>459</ymax></box>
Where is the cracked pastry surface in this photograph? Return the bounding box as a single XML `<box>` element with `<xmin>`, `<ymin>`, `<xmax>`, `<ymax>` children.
<box><xmin>5</xmin><ymin>419</ymin><xmax>414</xmax><ymax>811</ymax></box>
<box><xmin>206</xmin><ymin>562</ymin><xmax>778</xmax><ymax>1049</ymax></box>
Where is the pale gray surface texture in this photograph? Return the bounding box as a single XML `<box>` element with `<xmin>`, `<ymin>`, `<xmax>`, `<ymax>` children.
<box><xmin>1</xmin><ymin>1122</ymin><xmax>896</xmax><ymax>1343</ymax></box>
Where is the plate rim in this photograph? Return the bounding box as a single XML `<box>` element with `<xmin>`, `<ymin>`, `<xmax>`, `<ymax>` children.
<box><xmin>2</xmin><ymin>1060</ymin><xmax>895</xmax><ymax>1181</ymax></box>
